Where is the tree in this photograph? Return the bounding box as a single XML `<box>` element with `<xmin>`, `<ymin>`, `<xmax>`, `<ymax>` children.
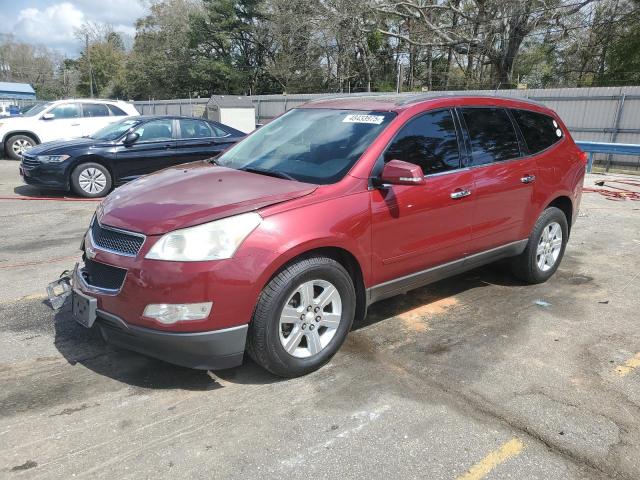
<box><xmin>374</xmin><ymin>0</ymin><xmax>597</xmax><ymax>88</ymax></box>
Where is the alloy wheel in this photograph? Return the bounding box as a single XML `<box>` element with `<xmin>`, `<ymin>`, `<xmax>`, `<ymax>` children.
<box><xmin>12</xmin><ymin>139</ymin><xmax>33</xmax><ymax>155</ymax></box>
<box><xmin>279</xmin><ymin>279</ymin><xmax>342</xmax><ymax>358</ymax></box>
<box><xmin>78</xmin><ymin>167</ymin><xmax>107</xmax><ymax>194</ymax></box>
<box><xmin>536</xmin><ymin>221</ymin><xmax>562</xmax><ymax>272</ymax></box>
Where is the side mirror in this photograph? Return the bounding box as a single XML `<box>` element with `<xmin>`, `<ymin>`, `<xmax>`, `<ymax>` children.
<box><xmin>379</xmin><ymin>159</ymin><xmax>425</xmax><ymax>186</ymax></box>
<box><xmin>123</xmin><ymin>132</ymin><xmax>140</xmax><ymax>145</ymax></box>
<box><xmin>41</xmin><ymin>113</ymin><xmax>54</xmax><ymax>120</ymax></box>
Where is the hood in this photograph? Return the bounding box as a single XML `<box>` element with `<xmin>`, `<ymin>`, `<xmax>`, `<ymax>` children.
<box><xmin>26</xmin><ymin>137</ymin><xmax>102</xmax><ymax>155</ymax></box>
<box><xmin>99</xmin><ymin>162</ymin><xmax>317</xmax><ymax>235</ymax></box>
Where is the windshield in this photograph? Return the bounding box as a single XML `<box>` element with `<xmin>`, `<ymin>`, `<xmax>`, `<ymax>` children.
<box><xmin>216</xmin><ymin>108</ymin><xmax>396</xmax><ymax>184</ymax></box>
<box><xmin>22</xmin><ymin>103</ymin><xmax>51</xmax><ymax>117</ymax></box>
<box><xmin>90</xmin><ymin>118</ymin><xmax>141</xmax><ymax>141</ymax></box>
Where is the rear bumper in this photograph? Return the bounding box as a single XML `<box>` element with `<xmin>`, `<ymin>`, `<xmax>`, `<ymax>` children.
<box><xmin>96</xmin><ymin>309</ymin><xmax>247</xmax><ymax>370</ymax></box>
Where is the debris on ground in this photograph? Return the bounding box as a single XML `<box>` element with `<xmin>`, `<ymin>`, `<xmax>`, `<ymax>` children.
<box><xmin>534</xmin><ymin>299</ymin><xmax>552</xmax><ymax>307</ymax></box>
<box><xmin>584</xmin><ymin>178</ymin><xmax>640</xmax><ymax>201</ymax></box>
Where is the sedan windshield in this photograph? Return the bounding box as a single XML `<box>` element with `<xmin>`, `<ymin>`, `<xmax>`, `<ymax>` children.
<box><xmin>216</xmin><ymin>108</ymin><xmax>396</xmax><ymax>184</ymax></box>
<box><xmin>91</xmin><ymin>119</ymin><xmax>141</xmax><ymax>141</ymax></box>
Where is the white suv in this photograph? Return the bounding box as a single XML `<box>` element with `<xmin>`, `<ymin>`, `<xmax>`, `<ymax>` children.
<box><xmin>0</xmin><ymin>99</ymin><xmax>139</xmax><ymax>160</ymax></box>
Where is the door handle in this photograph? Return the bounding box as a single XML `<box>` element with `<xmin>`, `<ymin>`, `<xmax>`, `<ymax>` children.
<box><xmin>71</xmin><ymin>123</ymin><xmax>80</xmax><ymax>126</ymax></box>
<box><xmin>163</xmin><ymin>144</ymin><xmax>173</xmax><ymax>149</ymax></box>
<box><xmin>450</xmin><ymin>189</ymin><xmax>472</xmax><ymax>199</ymax></box>
<box><xmin>521</xmin><ymin>175</ymin><xmax>536</xmax><ymax>184</ymax></box>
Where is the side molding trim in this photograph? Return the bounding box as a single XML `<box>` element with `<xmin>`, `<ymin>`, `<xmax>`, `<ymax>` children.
<box><xmin>366</xmin><ymin>239</ymin><xmax>528</xmax><ymax>306</ymax></box>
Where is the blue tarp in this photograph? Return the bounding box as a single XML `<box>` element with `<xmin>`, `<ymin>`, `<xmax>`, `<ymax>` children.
<box><xmin>0</xmin><ymin>82</ymin><xmax>36</xmax><ymax>100</ymax></box>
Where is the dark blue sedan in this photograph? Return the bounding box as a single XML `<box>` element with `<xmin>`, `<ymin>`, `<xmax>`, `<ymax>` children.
<box><xmin>19</xmin><ymin>116</ymin><xmax>245</xmax><ymax>197</ymax></box>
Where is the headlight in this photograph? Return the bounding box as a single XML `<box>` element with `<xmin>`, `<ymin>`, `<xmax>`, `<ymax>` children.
<box><xmin>36</xmin><ymin>154</ymin><xmax>70</xmax><ymax>163</ymax></box>
<box><xmin>145</xmin><ymin>212</ymin><xmax>261</xmax><ymax>261</ymax></box>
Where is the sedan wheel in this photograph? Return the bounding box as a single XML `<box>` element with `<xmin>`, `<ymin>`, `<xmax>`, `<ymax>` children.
<box><xmin>279</xmin><ymin>279</ymin><xmax>342</xmax><ymax>358</ymax></box>
<box><xmin>536</xmin><ymin>221</ymin><xmax>563</xmax><ymax>272</ymax></box>
<box><xmin>78</xmin><ymin>167</ymin><xmax>107</xmax><ymax>195</ymax></box>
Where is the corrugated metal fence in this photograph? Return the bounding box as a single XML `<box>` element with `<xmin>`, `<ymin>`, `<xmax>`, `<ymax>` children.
<box><xmin>134</xmin><ymin>86</ymin><xmax>640</xmax><ymax>171</ymax></box>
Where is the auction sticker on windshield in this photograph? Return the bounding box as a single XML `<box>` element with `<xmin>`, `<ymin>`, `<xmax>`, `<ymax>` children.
<box><xmin>342</xmin><ymin>114</ymin><xmax>385</xmax><ymax>124</ymax></box>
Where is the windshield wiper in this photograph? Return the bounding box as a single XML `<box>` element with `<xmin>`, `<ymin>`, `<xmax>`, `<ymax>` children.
<box><xmin>239</xmin><ymin>166</ymin><xmax>295</xmax><ymax>181</ymax></box>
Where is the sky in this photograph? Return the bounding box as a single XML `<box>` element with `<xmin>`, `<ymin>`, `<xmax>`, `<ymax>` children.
<box><xmin>0</xmin><ymin>0</ymin><xmax>149</xmax><ymax>57</ymax></box>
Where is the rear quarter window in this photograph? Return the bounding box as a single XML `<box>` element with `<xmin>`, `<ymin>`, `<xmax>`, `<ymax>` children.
<box><xmin>108</xmin><ymin>104</ymin><xmax>128</xmax><ymax>116</ymax></box>
<box><xmin>512</xmin><ymin>109</ymin><xmax>563</xmax><ymax>154</ymax></box>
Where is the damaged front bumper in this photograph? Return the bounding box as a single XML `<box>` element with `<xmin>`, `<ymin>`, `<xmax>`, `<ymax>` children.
<box><xmin>46</xmin><ymin>263</ymin><xmax>247</xmax><ymax>370</ymax></box>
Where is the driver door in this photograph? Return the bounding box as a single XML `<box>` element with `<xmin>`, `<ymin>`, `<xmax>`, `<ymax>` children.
<box><xmin>370</xmin><ymin>109</ymin><xmax>474</xmax><ymax>287</ymax></box>
<box><xmin>113</xmin><ymin>119</ymin><xmax>177</xmax><ymax>183</ymax></box>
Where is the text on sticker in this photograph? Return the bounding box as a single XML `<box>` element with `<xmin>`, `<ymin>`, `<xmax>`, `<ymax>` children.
<box><xmin>342</xmin><ymin>114</ymin><xmax>385</xmax><ymax>125</ymax></box>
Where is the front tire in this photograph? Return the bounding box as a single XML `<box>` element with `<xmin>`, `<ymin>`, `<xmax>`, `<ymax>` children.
<box><xmin>5</xmin><ymin>134</ymin><xmax>36</xmax><ymax>160</ymax></box>
<box><xmin>71</xmin><ymin>162</ymin><xmax>112</xmax><ymax>198</ymax></box>
<box><xmin>247</xmin><ymin>256</ymin><xmax>356</xmax><ymax>377</ymax></box>
<box><xmin>510</xmin><ymin>206</ymin><xmax>568</xmax><ymax>284</ymax></box>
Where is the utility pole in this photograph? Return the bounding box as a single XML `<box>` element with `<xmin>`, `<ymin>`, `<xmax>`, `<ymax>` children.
<box><xmin>85</xmin><ymin>33</ymin><xmax>94</xmax><ymax>98</ymax></box>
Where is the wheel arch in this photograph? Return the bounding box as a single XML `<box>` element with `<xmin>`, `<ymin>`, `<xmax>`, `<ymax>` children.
<box><xmin>71</xmin><ymin>156</ymin><xmax>115</xmax><ymax>182</ymax></box>
<box><xmin>258</xmin><ymin>245</ymin><xmax>368</xmax><ymax>326</ymax></box>
<box><xmin>3</xmin><ymin>130</ymin><xmax>41</xmax><ymax>145</ymax></box>
<box><xmin>546</xmin><ymin>195</ymin><xmax>573</xmax><ymax>233</ymax></box>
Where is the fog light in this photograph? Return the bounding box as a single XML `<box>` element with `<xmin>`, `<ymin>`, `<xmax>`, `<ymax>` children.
<box><xmin>143</xmin><ymin>302</ymin><xmax>212</xmax><ymax>324</ymax></box>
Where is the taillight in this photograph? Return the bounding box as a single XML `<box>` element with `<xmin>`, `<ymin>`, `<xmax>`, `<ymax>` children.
<box><xmin>579</xmin><ymin>151</ymin><xmax>588</xmax><ymax>164</ymax></box>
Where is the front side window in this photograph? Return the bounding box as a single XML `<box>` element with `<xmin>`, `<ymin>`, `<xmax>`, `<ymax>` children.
<box><xmin>134</xmin><ymin>119</ymin><xmax>174</xmax><ymax>142</ymax></box>
<box><xmin>461</xmin><ymin>107</ymin><xmax>520</xmax><ymax>165</ymax></box>
<box><xmin>83</xmin><ymin>103</ymin><xmax>110</xmax><ymax>117</ymax></box>
<box><xmin>49</xmin><ymin>103</ymin><xmax>80</xmax><ymax>119</ymax></box>
<box><xmin>383</xmin><ymin>110</ymin><xmax>460</xmax><ymax>175</ymax></box>
<box><xmin>217</xmin><ymin>108</ymin><xmax>396</xmax><ymax>184</ymax></box>
<box><xmin>179</xmin><ymin>119</ymin><xmax>214</xmax><ymax>139</ymax></box>
<box><xmin>512</xmin><ymin>109</ymin><xmax>563</xmax><ymax>154</ymax></box>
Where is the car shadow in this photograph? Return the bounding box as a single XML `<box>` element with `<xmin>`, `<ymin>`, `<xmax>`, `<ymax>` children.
<box><xmin>52</xmin><ymin>264</ymin><xmax>523</xmax><ymax>390</ymax></box>
<box><xmin>14</xmin><ymin>184</ymin><xmax>70</xmax><ymax>198</ymax></box>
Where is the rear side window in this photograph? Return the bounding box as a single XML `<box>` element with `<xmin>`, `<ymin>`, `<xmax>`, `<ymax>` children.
<box><xmin>108</xmin><ymin>104</ymin><xmax>127</xmax><ymax>116</ymax></box>
<box><xmin>179</xmin><ymin>118</ymin><xmax>214</xmax><ymax>139</ymax></box>
<box><xmin>461</xmin><ymin>108</ymin><xmax>520</xmax><ymax>165</ymax></box>
<box><xmin>83</xmin><ymin>103</ymin><xmax>110</xmax><ymax>117</ymax></box>
<box><xmin>512</xmin><ymin>109</ymin><xmax>562</xmax><ymax>154</ymax></box>
<box><xmin>383</xmin><ymin>109</ymin><xmax>460</xmax><ymax>175</ymax></box>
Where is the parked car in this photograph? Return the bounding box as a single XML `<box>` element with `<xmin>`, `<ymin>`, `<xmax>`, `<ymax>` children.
<box><xmin>49</xmin><ymin>95</ymin><xmax>586</xmax><ymax>377</ymax></box>
<box><xmin>20</xmin><ymin>116</ymin><xmax>244</xmax><ymax>197</ymax></box>
<box><xmin>1</xmin><ymin>99</ymin><xmax>139</xmax><ymax>160</ymax></box>
<box><xmin>0</xmin><ymin>103</ymin><xmax>20</xmax><ymax>117</ymax></box>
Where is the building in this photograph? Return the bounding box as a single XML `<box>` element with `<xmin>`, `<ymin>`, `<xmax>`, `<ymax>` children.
<box><xmin>0</xmin><ymin>82</ymin><xmax>36</xmax><ymax>100</ymax></box>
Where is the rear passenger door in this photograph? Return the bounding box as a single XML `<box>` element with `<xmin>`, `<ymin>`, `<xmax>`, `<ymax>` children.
<box><xmin>174</xmin><ymin>118</ymin><xmax>236</xmax><ymax>164</ymax></box>
<box><xmin>459</xmin><ymin>107</ymin><xmax>538</xmax><ymax>254</ymax></box>
<box><xmin>81</xmin><ymin>103</ymin><xmax>113</xmax><ymax>136</ymax></box>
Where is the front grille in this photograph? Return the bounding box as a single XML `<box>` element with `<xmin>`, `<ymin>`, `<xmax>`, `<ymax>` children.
<box><xmin>21</xmin><ymin>154</ymin><xmax>39</xmax><ymax>170</ymax></box>
<box><xmin>91</xmin><ymin>220</ymin><xmax>145</xmax><ymax>257</ymax></box>
<box><xmin>82</xmin><ymin>258</ymin><xmax>127</xmax><ymax>291</ymax></box>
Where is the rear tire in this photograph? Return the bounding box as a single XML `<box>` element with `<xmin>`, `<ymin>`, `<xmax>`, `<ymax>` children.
<box><xmin>247</xmin><ymin>256</ymin><xmax>356</xmax><ymax>377</ymax></box>
<box><xmin>510</xmin><ymin>206</ymin><xmax>568</xmax><ymax>284</ymax></box>
<box><xmin>71</xmin><ymin>162</ymin><xmax>112</xmax><ymax>198</ymax></box>
<box><xmin>5</xmin><ymin>134</ymin><xmax>36</xmax><ymax>160</ymax></box>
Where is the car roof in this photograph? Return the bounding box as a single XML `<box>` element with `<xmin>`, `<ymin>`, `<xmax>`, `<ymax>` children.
<box><xmin>49</xmin><ymin>98</ymin><xmax>131</xmax><ymax>105</ymax></box>
<box><xmin>302</xmin><ymin>93</ymin><xmax>549</xmax><ymax>113</ymax></box>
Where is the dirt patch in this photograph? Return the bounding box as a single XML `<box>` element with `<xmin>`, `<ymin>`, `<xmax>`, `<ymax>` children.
<box><xmin>397</xmin><ymin>297</ymin><xmax>458</xmax><ymax>332</ymax></box>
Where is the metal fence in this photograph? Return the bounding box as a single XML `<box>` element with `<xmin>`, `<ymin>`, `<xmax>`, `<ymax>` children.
<box><xmin>132</xmin><ymin>86</ymin><xmax>638</xmax><ymax>172</ymax></box>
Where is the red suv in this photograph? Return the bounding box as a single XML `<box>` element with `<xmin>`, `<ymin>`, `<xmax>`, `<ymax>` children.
<box><xmin>58</xmin><ymin>95</ymin><xmax>585</xmax><ymax>377</ymax></box>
